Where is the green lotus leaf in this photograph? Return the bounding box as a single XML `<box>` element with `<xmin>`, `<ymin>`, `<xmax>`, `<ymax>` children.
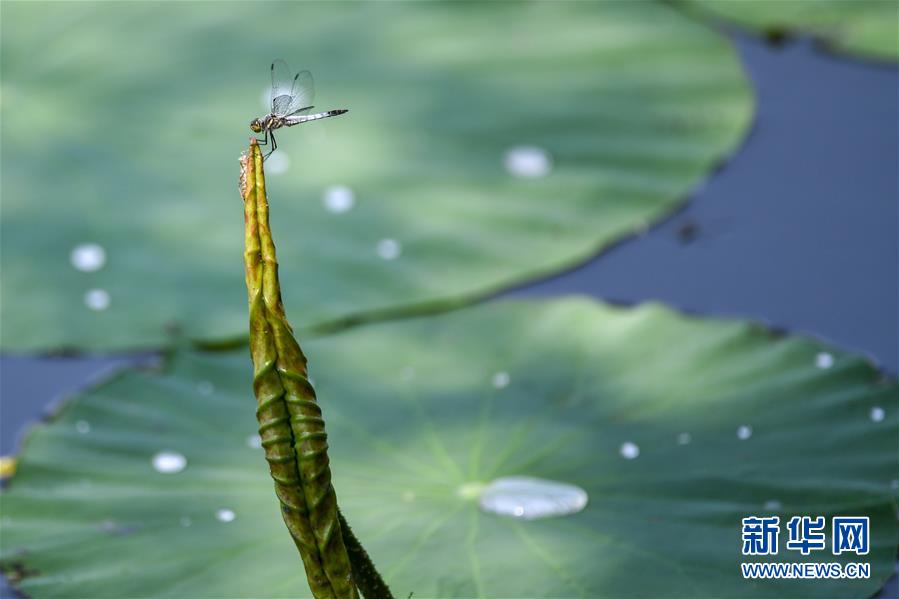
<box><xmin>2</xmin><ymin>299</ymin><xmax>896</xmax><ymax>597</ymax></box>
<box><xmin>0</xmin><ymin>1</ymin><xmax>751</xmax><ymax>351</ymax></box>
<box><xmin>679</xmin><ymin>0</ymin><xmax>898</xmax><ymax>62</ymax></box>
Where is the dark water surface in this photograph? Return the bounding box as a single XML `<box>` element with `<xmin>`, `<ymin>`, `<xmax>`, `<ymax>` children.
<box><xmin>1</xmin><ymin>32</ymin><xmax>896</xmax><ymax>598</ymax></box>
<box><xmin>511</xmin><ymin>34</ymin><xmax>898</xmax><ymax>374</ymax></box>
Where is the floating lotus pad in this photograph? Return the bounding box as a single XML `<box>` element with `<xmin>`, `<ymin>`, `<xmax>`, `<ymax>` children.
<box><xmin>2</xmin><ymin>299</ymin><xmax>896</xmax><ymax>597</ymax></box>
<box><xmin>680</xmin><ymin>0</ymin><xmax>899</xmax><ymax>62</ymax></box>
<box><xmin>0</xmin><ymin>1</ymin><xmax>751</xmax><ymax>350</ymax></box>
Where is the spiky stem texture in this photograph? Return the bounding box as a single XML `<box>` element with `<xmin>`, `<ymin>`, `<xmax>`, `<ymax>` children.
<box><xmin>241</xmin><ymin>140</ymin><xmax>361</xmax><ymax>599</ymax></box>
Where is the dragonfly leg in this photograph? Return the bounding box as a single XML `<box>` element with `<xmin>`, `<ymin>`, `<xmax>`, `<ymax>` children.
<box><xmin>263</xmin><ymin>131</ymin><xmax>277</xmax><ymax>160</ymax></box>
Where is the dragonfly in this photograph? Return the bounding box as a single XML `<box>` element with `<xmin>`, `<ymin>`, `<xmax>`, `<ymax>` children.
<box><xmin>251</xmin><ymin>59</ymin><xmax>347</xmax><ymax>158</ymax></box>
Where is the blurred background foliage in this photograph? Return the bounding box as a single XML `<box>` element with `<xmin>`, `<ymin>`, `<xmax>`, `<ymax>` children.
<box><xmin>1</xmin><ymin>1</ymin><xmax>751</xmax><ymax>351</ymax></box>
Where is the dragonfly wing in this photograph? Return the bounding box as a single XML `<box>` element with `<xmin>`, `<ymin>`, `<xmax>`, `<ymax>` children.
<box><xmin>273</xmin><ymin>94</ymin><xmax>297</xmax><ymax>116</ymax></box>
<box><xmin>270</xmin><ymin>59</ymin><xmax>295</xmax><ymax>112</ymax></box>
<box><xmin>270</xmin><ymin>60</ymin><xmax>315</xmax><ymax>116</ymax></box>
<box><xmin>286</xmin><ymin>105</ymin><xmax>314</xmax><ymax>117</ymax></box>
<box><xmin>274</xmin><ymin>90</ymin><xmax>312</xmax><ymax>117</ymax></box>
<box><xmin>286</xmin><ymin>70</ymin><xmax>315</xmax><ymax>116</ymax></box>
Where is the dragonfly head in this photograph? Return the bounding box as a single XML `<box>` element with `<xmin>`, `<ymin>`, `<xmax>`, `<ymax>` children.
<box><xmin>250</xmin><ymin>118</ymin><xmax>263</xmax><ymax>133</ymax></box>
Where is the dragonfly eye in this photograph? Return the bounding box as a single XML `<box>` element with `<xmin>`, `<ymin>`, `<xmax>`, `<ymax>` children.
<box><xmin>250</xmin><ymin>119</ymin><xmax>263</xmax><ymax>133</ymax></box>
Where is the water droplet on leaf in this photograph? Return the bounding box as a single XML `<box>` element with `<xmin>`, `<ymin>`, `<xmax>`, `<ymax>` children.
<box><xmin>491</xmin><ymin>371</ymin><xmax>510</xmax><ymax>389</ymax></box>
<box><xmin>504</xmin><ymin>146</ymin><xmax>552</xmax><ymax>178</ymax></box>
<box><xmin>84</xmin><ymin>289</ymin><xmax>110</xmax><ymax>311</ymax></box>
<box><xmin>377</xmin><ymin>238</ymin><xmax>401</xmax><ymax>260</ymax></box>
<box><xmin>70</xmin><ymin>244</ymin><xmax>106</xmax><ymax>272</ymax></box>
<box><xmin>478</xmin><ymin>476</ymin><xmax>587</xmax><ymax>520</ymax></box>
<box><xmin>267</xmin><ymin>152</ymin><xmax>289</xmax><ymax>174</ymax></box>
<box><xmin>323</xmin><ymin>185</ymin><xmax>355</xmax><ymax>213</ymax></box>
<box><xmin>152</xmin><ymin>451</ymin><xmax>187</xmax><ymax>474</ymax></box>
<box><xmin>215</xmin><ymin>508</ymin><xmax>236</xmax><ymax>523</ymax></box>
<box><xmin>815</xmin><ymin>352</ymin><xmax>834</xmax><ymax>369</ymax></box>
<box><xmin>619</xmin><ymin>442</ymin><xmax>640</xmax><ymax>459</ymax></box>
